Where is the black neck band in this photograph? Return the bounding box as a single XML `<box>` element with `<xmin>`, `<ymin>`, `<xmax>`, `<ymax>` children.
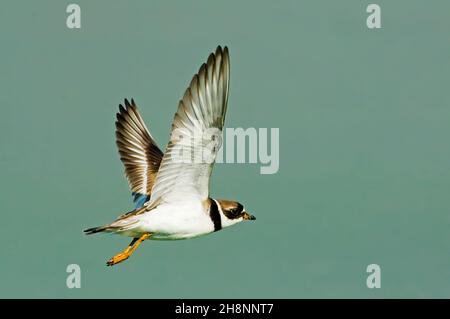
<box><xmin>209</xmin><ymin>199</ymin><xmax>222</xmax><ymax>232</ymax></box>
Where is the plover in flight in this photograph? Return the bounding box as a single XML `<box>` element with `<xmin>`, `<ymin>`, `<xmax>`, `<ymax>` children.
<box><xmin>84</xmin><ymin>46</ymin><xmax>255</xmax><ymax>266</ymax></box>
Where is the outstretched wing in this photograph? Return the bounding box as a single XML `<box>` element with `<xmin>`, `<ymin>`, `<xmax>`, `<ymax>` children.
<box><xmin>147</xmin><ymin>46</ymin><xmax>230</xmax><ymax>208</ymax></box>
<box><xmin>115</xmin><ymin>99</ymin><xmax>164</xmax><ymax>208</ymax></box>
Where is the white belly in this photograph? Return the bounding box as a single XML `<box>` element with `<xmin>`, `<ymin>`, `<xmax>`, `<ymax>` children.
<box><xmin>135</xmin><ymin>202</ymin><xmax>215</xmax><ymax>240</ymax></box>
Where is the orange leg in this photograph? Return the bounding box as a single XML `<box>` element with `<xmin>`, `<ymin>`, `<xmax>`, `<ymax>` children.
<box><xmin>106</xmin><ymin>233</ymin><xmax>151</xmax><ymax>266</ymax></box>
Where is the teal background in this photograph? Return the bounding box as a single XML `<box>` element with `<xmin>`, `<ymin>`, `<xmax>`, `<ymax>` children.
<box><xmin>1</xmin><ymin>0</ymin><xmax>450</xmax><ymax>298</ymax></box>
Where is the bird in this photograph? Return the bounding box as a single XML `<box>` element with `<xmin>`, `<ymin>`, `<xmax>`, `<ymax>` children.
<box><xmin>84</xmin><ymin>46</ymin><xmax>255</xmax><ymax>266</ymax></box>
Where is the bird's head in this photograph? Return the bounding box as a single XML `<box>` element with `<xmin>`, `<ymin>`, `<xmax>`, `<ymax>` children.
<box><xmin>216</xmin><ymin>199</ymin><xmax>255</xmax><ymax>228</ymax></box>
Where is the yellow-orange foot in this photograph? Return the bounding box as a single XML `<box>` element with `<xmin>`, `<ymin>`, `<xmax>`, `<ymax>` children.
<box><xmin>106</xmin><ymin>233</ymin><xmax>151</xmax><ymax>267</ymax></box>
<box><xmin>106</xmin><ymin>251</ymin><xmax>130</xmax><ymax>266</ymax></box>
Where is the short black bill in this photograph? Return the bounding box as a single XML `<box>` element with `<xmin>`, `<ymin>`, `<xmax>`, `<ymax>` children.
<box><xmin>243</xmin><ymin>212</ymin><xmax>256</xmax><ymax>220</ymax></box>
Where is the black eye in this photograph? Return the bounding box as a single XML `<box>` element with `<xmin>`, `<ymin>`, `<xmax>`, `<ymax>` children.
<box><xmin>226</xmin><ymin>208</ymin><xmax>240</xmax><ymax>218</ymax></box>
<box><xmin>223</xmin><ymin>203</ymin><xmax>244</xmax><ymax>220</ymax></box>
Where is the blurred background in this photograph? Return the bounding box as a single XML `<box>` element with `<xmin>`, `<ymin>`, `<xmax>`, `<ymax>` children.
<box><xmin>1</xmin><ymin>0</ymin><xmax>449</xmax><ymax>298</ymax></box>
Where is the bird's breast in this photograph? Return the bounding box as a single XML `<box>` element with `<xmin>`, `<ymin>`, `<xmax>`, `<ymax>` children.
<box><xmin>137</xmin><ymin>202</ymin><xmax>215</xmax><ymax>239</ymax></box>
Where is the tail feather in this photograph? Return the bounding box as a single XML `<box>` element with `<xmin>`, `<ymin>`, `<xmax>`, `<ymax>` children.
<box><xmin>84</xmin><ymin>213</ymin><xmax>141</xmax><ymax>235</ymax></box>
<box><xmin>84</xmin><ymin>226</ymin><xmax>109</xmax><ymax>235</ymax></box>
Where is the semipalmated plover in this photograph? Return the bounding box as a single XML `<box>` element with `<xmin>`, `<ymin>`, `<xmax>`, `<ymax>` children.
<box><xmin>84</xmin><ymin>46</ymin><xmax>255</xmax><ymax>266</ymax></box>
